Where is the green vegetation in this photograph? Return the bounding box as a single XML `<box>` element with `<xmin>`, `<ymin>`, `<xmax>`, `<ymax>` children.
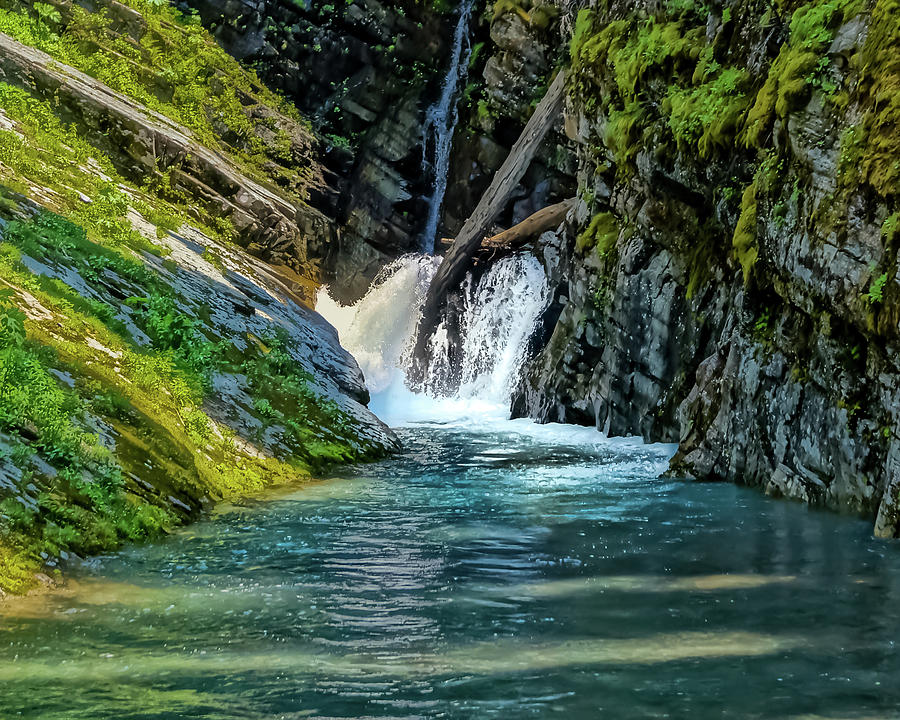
<box><xmin>866</xmin><ymin>269</ymin><xmax>889</xmax><ymax>304</ymax></box>
<box><xmin>569</xmin><ymin>9</ymin><xmax>744</xmax><ymax>164</ymax></box>
<box><xmin>604</xmin><ymin>101</ymin><xmax>646</xmax><ymax>168</ymax></box>
<box><xmin>0</xmin><ymin>0</ymin><xmax>380</xmax><ymax>595</ymax></box>
<box><xmin>242</xmin><ymin>331</ymin><xmax>363</xmax><ymax>468</ymax></box>
<box><xmin>568</xmin><ymin>0</ymin><xmax>898</xmax><ymax>303</ymax></box>
<box><xmin>883</xmin><ymin>212</ymin><xmax>900</xmax><ymax>246</ymax></box>
<box><xmin>733</xmin><ymin>181</ymin><xmax>759</xmax><ymax>285</ymax></box>
<box><xmin>744</xmin><ymin>0</ymin><xmax>863</xmax><ymax>148</ymax></box>
<box><xmin>853</xmin><ymin>0</ymin><xmax>900</xmax><ymax>197</ymax></box>
<box><xmin>576</xmin><ymin>212</ymin><xmax>619</xmax><ymax>257</ymax></box>
<box><xmin>0</xmin><ymin>202</ymin><xmax>370</xmax><ymax>594</ymax></box>
<box><xmin>0</xmin><ymin>285</ymin><xmax>176</xmax><ymax>592</ymax></box>
<box><xmin>0</xmin><ymin>81</ymin><xmax>219</xmax><ymax>251</ymax></box>
<box><xmin>0</xmin><ymin>0</ymin><xmax>315</xmax><ymax>198</ymax></box>
<box><xmin>666</xmin><ymin>67</ymin><xmax>752</xmax><ymax>157</ymax></box>
<box><xmin>576</xmin><ymin>212</ymin><xmax>624</xmax><ymax>311</ymax></box>
<box><xmin>491</xmin><ymin>0</ymin><xmax>559</xmax><ymax>29</ymax></box>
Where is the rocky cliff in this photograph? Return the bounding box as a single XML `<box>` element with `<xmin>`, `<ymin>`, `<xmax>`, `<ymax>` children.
<box><xmin>440</xmin><ymin>0</ymin><xmax>577</xmax><ymax>238</ymax></box>
<box><xmin>513</xmin><ymin>0</ymin><xmax>900</xmax><ymax>536</ymax></box>
<box><xmin>178</xmin><ymin>0</ymin><xmax>463</xmax><ymax>301</ymax></box>
<box><xmin>0</xmin><ymin>0</ymin><xmax>396</xmax><ymax>596</ymax></box>
<box><xmin>178</xmin><ymin>0</ymin><xmax>579</xmax><ymax>300</ymax></box>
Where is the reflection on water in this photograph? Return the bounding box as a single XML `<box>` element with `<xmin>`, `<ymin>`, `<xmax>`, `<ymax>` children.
<box><xmin>2</xmin><ymin>424</ymin><xmax>900</xmax><ymax>719</ymax></box>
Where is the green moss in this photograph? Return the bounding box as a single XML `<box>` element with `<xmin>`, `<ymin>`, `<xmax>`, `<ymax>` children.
<box><xmin>733</xmin><ymin>180</ymin><xmax>759</xmax><ymax>284</ymax></box>
<box><xmin>853</xmin><ymin>0</ymin><xmax>900</xmax><ymax>197</ymax></box>
<box><xmin>882</xmin><ymin>212</ymin><xmax>900</xmax><ymax>246</ymax></box>
<box><xmin>611</xmin><ymin>20</ymin><xmax>704</xmax><ymax>101</ymax></box>
<box><xmin>666</xmin><ymin>67</ymin><xmax>752</xmax><ymax>157</ymax></box>
<box><xmin>0</xmin><ymin>0</ymin><xmax>315</xmax><ymax>200</ymax></box>
<box><xmin>0</xmin><ymin>82</ymin><xmax>226</xmax><ymax>252</ymax></box>
<box><xmin>570</xmin><ymin>9</ymin><xmax>728</xmax><ymax>167</ymax></box>
<box><xmin>604</xmin><ymin>101</ymin><xmax>647</xmax><ymax>167</ymax></box>
<box><xmin>570</xmin><ymin>14</ymin><xmax>703</xmax><ymax>106</ymax></box>
<box><xmin>568</xmin><ymin>13</ymin><xmax>629</xmax><ymax>114</ymax></box>
<box><xmin>0</xmin><ymin>204</ymin><xmax>373</xmax><ymax>594</ymax></box>
<box><xmin>576</xmin><ymin>212</ymin><xmax>620</xmax><ymax>256</ymax></box>
<box><xmin>685</xmin><ymin>231</ymin><xmax>717</xmax><ymax>300</ymax></box>
<box><xmin>743</xmin><ymin>0</ymin><xmax>863</xmax><ymax>148</ymax></box>
<box><xmin>528</xmin><ymin>3</ymin><xmax>560</xmax><ymax>30</ymax></box>
<box><xmin>491</xmin><ymin>0</ymin><xmax>558</xmax><ymax>28</ymax></box>
<box><xmin>569</xmin><ymin>8</ymin><xmax>603</xmax><ymax>65</ymax></box>
<box><xmin>492</xmin><ymin>0</ymin><xmax>529</xmax><ymax>23</ymax></box>
<box><xmin>0</xmin><ymin>0</ymin><xmax>387</xmax><ymax>596</ymax></box>
<box><xmin>0</xmin><ymin>291</ymin><xmax>181</xmax><ymax>593</ymax></box>
<box><xmin>241</xmin><ymin>330</ymin><xmax>364</xmax><ymax>468</ymax></box>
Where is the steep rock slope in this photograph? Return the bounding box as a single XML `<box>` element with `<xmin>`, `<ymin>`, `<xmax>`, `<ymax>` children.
<box><xmin>0</xmin><ymin>0</ymin><xmax>340</xmax><ymax>299</ymax></box>
<box><xmin>515</xmin><ymin>0</ymin><xmax>900</xmax><ymax>535</ymax></box>
<box><xmin>0</xmin><ymin>0</ymin><xmax>396</xmax><ymax>596</ymax></box>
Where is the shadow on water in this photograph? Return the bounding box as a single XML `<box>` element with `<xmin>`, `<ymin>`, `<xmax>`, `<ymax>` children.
<box><xmin>2</xmin><ymin>424</ymin><xmax>900</xmax><ymax>719</ymax></box>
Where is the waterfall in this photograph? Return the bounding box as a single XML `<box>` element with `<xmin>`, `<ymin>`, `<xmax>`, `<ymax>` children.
<box><xmin>419</xmin><ymin>0</ymin><xmax>476</xmax><ymax>254</ymax></box>
<box><xmin>316</xmin><ymin>255</ymin><xmax>440</xmax><ymax>395</ymax></box>
<box><xmin>423</xmin><ymin>256</ymin><xmax>551</xmax><ymax>403</ymax></box>
<box><xmin>316</xmin><ymin>254</ymin><xmax>550</xmax><ymax>425</ymax></box>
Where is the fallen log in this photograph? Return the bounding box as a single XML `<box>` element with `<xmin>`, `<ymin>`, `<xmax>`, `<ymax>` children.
<box><xmin>437</xmin><ymin>197</ymin><xmax>576</xmax><ymax>262</ymax></box>
<box><xmin>481</xmin><ymin>197</ymin><xmax>576</xmax><ymax>249</ymax></box>
<box><xmin>409</xmin><ymin>71</ymin><xmax>567</xmax><ymax>383</ymax></box>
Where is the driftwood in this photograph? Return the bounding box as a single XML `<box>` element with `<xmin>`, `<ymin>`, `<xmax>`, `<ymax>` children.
<box><xmin>410</xmin><ymin>71</ymin><xmax>567</xmax><ymax>379</ymax></box>
<box><xmin>482</xmin><ymin>197</ymin><xmax>576</xmax><ymax>248</ymax></box>
<box><xmin>438</xmin><ymin>197</ymin><xmax>576</xmax><ymax>263</ymax></box>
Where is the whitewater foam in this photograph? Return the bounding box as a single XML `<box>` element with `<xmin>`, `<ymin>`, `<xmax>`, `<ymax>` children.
<box><xmin>317</xmin><ymin>254</ymin><xmax>549</xmax><ymax>426</ymax></box>
<box><xmin>316</xmin><ymin>253</ymin><xmax>676</xmax><ymax>457</ymax></box>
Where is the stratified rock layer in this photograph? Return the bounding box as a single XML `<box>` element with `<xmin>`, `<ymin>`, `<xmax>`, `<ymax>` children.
<box><xmin>180</xmin><ymin>0</ymin><xmax>456</xmax><ymax>301</ymax></box>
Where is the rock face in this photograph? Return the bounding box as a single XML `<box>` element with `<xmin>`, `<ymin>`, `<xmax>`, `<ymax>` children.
<box><xmin>180</xmin><ymin>0</ymin><xmax>579</xmax><ymax>301</ymax></box>
<box><xmin>440</xmin><ymin>1</ymin><xmax>578</xmax><ymax>240</ymax></box>
<box><xmin>0</xmin><ymin>0</ymin><xmax>399</xmax><ymax>595</ymax></box>
<box><xmin>514</xmin><ymin>0</ymin><xmax>900</xmax><ymax>536</ymax></box>
<box><xmin>179</xmin><ymin>0</ymin><xmax>459</xmax><ymax>301</ymax></box>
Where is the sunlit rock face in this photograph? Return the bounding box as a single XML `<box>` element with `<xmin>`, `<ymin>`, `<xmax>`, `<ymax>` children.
<box><xmin>512</xmin><ymin>1</ymin><xmax>900</xmax><ymax>535</ymax></box>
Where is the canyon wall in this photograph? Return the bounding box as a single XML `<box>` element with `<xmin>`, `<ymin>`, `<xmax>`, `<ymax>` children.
<box><xmin>0</xmin><ymin>0</ymin><xmax>396</xmax><ymax>595</ymax></box>
<box><xmin>513</xmin><ymin>0</ymin><xmax>900</xmax><ymax>536</ymax></box>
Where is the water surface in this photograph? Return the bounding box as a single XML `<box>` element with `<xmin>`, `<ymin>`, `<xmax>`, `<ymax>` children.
<box><xmin>2</xmin><ymin>422</ymin><xmax>899</xmax><ymax>719</ymax></box>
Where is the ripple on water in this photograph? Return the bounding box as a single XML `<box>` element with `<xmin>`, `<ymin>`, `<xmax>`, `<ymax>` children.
<box><xmin>2</xmin><ymin>426</ymin><xmax>900</xmax><ymax>719</ymax></box>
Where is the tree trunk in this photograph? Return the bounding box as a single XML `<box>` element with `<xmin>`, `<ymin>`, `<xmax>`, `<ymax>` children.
<box><xmin>481</xmin><ymin>198</ymin><xmax>576</xmax><ymax>249</ymax></box>
<box><xmin>409</xmin><ymin>70</ymin><xmax>567</xmax><ymax>385</ymax></box>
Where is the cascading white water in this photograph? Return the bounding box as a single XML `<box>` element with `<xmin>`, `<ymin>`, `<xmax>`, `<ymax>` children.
<box><xmin>423</xmin><ymin>256</ymin><xmax>551</xmax><ymax>404</ymax></box>
<box><xmin>419</xmin><ymin>0</ymin><xmax>476</xmax><ymax>254</ymax></box>
<box><xmin>316</xmin><ymin>253</ymin><xmax>550</xmax><ymax>425</ymax></box>
<box><xmin>316</xmin><ymin>255</ymin><xmax>440</xmax><ymax>395</ymax></box>
<box><xmin>460</xmin><ymin>256</ymin><xmax>550</xmax><ymax>399</ymax></box>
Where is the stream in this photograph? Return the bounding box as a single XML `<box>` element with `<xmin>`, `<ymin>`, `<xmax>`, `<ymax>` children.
<box><xmin>2</xmin><ymin>420</ymin><xmax>900</xmax><ymax>718</ymax></box>
<box><xmin>2</xmin><ymin>256</ymin><xmax>900</xmax><ymax>718</ymax></box>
